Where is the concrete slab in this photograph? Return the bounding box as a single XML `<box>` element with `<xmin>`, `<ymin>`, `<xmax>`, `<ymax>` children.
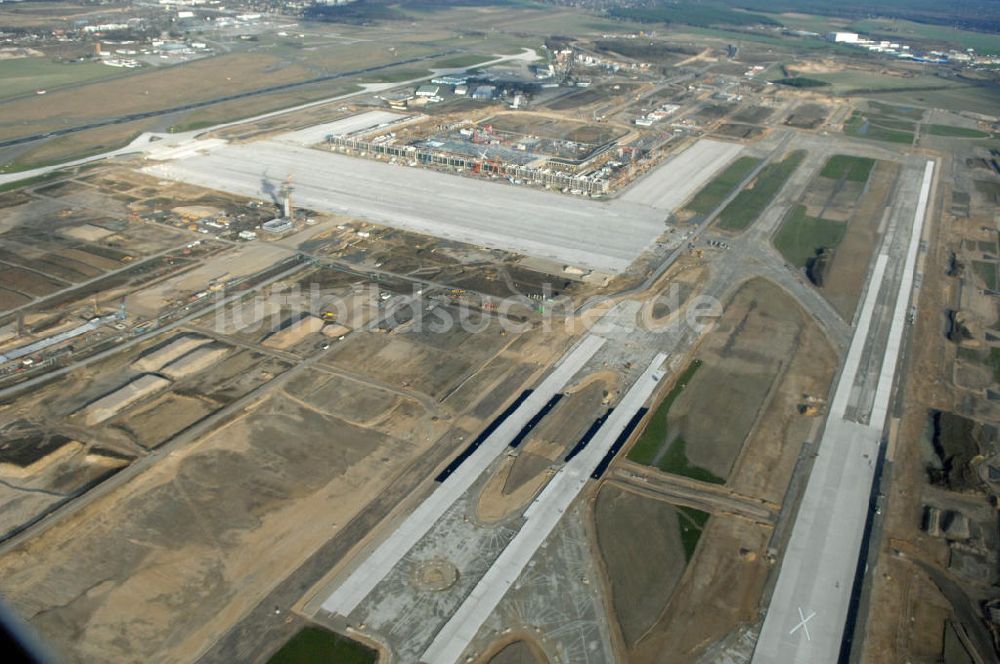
<box><xmin>143</xmin><ymin>142</ymin><xmax>666</xmax><ymax>273</ymax></box>
<box><xmin>275</xmin><ymin>111</ymin><xmax>411</xmax><ymax>147</ymax></box>
<box><xmin>620</xmin><ymin>139</ymin><xmax>745</xmax><ymax>211</ymax></box>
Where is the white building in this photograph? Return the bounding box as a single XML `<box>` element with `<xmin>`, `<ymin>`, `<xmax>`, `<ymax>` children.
<box><xmin>827</xmin><ymin>32</ymin><xmax>860</xmax><ymax>43</ymax></box>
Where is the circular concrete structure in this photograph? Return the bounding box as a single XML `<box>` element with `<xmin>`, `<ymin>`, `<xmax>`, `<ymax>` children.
<box><xmin>410</xmin><ymin>558</ymin><xmax>459</xmax><ymax>592</ymax></box>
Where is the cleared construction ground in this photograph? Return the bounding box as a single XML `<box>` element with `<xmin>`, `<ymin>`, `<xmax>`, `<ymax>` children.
<box><xmin>0</xmin><ymin>33</ymin><xmax>954</xmax><ymax>664</ymax></box>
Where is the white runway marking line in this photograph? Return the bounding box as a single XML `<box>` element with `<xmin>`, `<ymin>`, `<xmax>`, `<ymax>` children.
<box><xmin>789</xmin><ymin>608</ymin><xmax>816</xmax><ymax>641</ymax></box>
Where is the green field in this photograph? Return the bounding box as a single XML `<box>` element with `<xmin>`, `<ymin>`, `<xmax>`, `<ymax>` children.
<box><xmin>859</xmin><ymin>116</ymin><xmax>917</xmax><ymax>132</ymax></box>
<box><xmin>0</xmin><ymin>170</ymin><xmax>65</xmax><ymax>193</ymax></box>
<box><xmin>844</xmin><ymin>111</ymin><xmax>914</xmax><ymax>144</ymax></box>
<box><xmin>677</xmin><ymin>506</ymin><xmax>710</xmax><ymax>562</ymax></box>
<box><xmin>608</xmin><ymin>4</ymin><xmax>779</xmax><ymax>29</ymax></box>
<box><xmin>805</xmin><ymin>70</ymin><xmax>957</xmax><ymax>95</ymax></box>
<box><xmin>684</xmin><ymin>156</ymin><xmax>762</xmax><ymax>215</ymax></box>
<box><xmin>0</xmin><ymin>57</ymin><xmax>124</xmax><ymax>100</ymax></box>
<box><xmin>926</xmin><ymin>124</ymin><xmax>990</xmax><ymax>138</ymax></box>
<box><xmin>973</xmin><ymin>261</ymin><xmax>998</xmax><ymax>290</ymax></box>
<box><xmin>670</xmin><ymin>23</ymin><xmax>859</xmax><ymax>53</ymax></box>
<box><xmin>989</xmin><ymin>348</ymin><xmax>1000</xmax><ymax>383</ymax></box>
<box><xmin>799</xmin><ymin>70</ymin><xmax>1000</xmax><ymax>115</ymax></box>
<box><xmin>773</xmin><ymin>205</ymin><xmax>848</xmax><ymax>267</ymax></box>
<box><xmin>655</xmin><ymin>438</ymin><xmax>726</xmax><ymax>484</ymax></box>
<box><xmin>717</xmin><ymin>151</ymin><xmax>806</xmax><ymax>231</ymax></box>
<box><xmin>267</xmin><ymin>627</ymin><xmax>376</xmax><ymax>664</ymax></box>
<box><xmin>626</xmin><ymin>360</ymin><xmax>726</xmax><ymax>484</ymax></box>
<box><xmin>431</xmin><ymin>54</ymin><xmax>494</xmax><ymax>68</ymax></box>
<box><xmin>360</xmin><ymin>67</ymin><xmax>432</xmax><ymax>83</ymax></box>
<box><xmin>168</xmin><ymin>82</ymin><xmax>361</xmax><ymax>133</ymax></box>
<box><xmin>820</xmin><ymin>154</ymin><xmax>876</xmax><ymax>182</ymax></box>
<box><xmin>868</xmin><ymin>101</ymin><xmax>925</xmax><ymax>119</ymax></box>
<box><xmin>628</xmin><ymin>360</ymin><xmax>701</xmax><ymax>464</ymax></box>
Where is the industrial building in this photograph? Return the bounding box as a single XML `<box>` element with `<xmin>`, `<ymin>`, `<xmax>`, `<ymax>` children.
<box><xmin>431</xmin><ymin>75</ymin><xmax>466</xmax><ymax>86</ymax></box>
<box><xmin>261</xmin><ymin>218</ymin><xmax>293</xmax><ymax>234</ymax></box>
<box><xmin>826</xmin><ymin>31</ymin><xmax>860</xmax><ymax>43</ymax></box>
<box><xmin>472</xmin><ymin>85</ymin><xmax>496</xmax><ymax>101</ymax></box>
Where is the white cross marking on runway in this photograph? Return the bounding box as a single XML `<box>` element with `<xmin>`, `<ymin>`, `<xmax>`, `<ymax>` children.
<box><xmin>789</xmin><ymin>607</ymin><xmax>816</xmax><ymax>641</ymax></box>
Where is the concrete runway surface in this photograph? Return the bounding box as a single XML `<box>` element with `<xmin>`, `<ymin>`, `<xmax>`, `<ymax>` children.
<box><xmin>752</xmin><ymin>160</ymin><xmax>935</xmax><ymax>664</ymax></box>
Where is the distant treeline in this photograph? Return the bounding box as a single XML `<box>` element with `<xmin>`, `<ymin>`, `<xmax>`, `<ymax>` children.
<box><xmin>774</xmin><ymin>77</ymin><xmax>830</xmax><ymax>88</ymax></box>
<box><xmin>734</xmin><ymin>0</ymin><xmax>1000</xmax><ymax>34</ymax></box>
<box><xmin>302</xmin><ymin>0</ymin><xmax>1000</xmax><ymax>35</ymax></box>
<box><xmin>304</xmin><ymin>0</ymin><xmax>541</xmax><ymax>24</ymax></box>
<box><xmin>603</xmin><ymin>0</ymin><xmax>1000</xmax><ymax>35</ymax></box>
<box><xmin>304</xmin><ymin>1</ymin><xmax>407</xmax><ymax>24</ymax></box>
<box><xmin>607</xmin><ymin>3</ymin><xmax>781</xmax><ymax>29</ymax></box>
<box><xmin>592</xmin><ymin>39</ymin><xmax>701</xmax><ymax>59</ymax></box>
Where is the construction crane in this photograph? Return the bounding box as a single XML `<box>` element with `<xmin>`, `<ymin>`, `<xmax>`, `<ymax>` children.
<box><xmin>471</xmin><ymin>124</ymin><xmax>496</xmax><ymax>144</ymax></box>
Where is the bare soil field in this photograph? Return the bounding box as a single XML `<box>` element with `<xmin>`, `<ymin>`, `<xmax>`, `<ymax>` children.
<box><xmin>0</xmin><ymin>177</ymin><xmax>199</xmax><ymax>315</ymax></box>
<box><xmin>0</xmin><ymin>288</ymin><xmax>30</xmax><ymax>310</ymax></box>
<box><xmin>784</xmin><ymin>102</ymin><xmax>828</xmax><ymax>129</ymax></box>
<box><xmin>486</xmin><ymin>113</ymin><xmax>625</xmax><ymax>145</ymax></box>
<box><xmin>0</xmin><ymin>264</ymin><xmax>67</xmax><ymax>297</ymax></box>
<box><xmin>481</xmin><ymin>635</ymin><xmax>549</xmax><ymax>664</ymax></box>
<box><xmin>626</xmin><ymin>514</ymin><xmax>771</xmax><ymax>664</ymax></box>
<box><xmin>520</xmin><ymin>378</ymin><xmax>611</xmax><ymax>459</ymax></box>
<box><xmin>111</xmin><ymin>392</ymin><xmax>217</xmax><ymax>450</ymax></box>
<box><xmin>727</xmin><ymin>295</ymin><xmax>837</xmax><ymax>504</ymax></box>
<box><xmin>544</xmin><ymin>84</ymin><xmax>634</xmax><ymax>111</ymax></box>
<box><xmin>0</xmin><ymin>386</ymin><xmax>443</xmax><ymax>663</ymax></box>
<box><xmin>321</xmin><ymin>321</ymin><xmax>515</xmax><ymax>402</ymax></box>
<box><xmin>713</xmin><ymin>123</ymin><xmax>765</xmax><ymax>140</ymax></box>
<box><xmin>667</xmin><ymin>279</ymin><xmax>805</xmax><ymax>481</ymax></box>
<box><xmin>488</xmin><ymin>639</ymin><xmax>547</xmax><ymax>664</ymax></box>
<box><xmin>594</xmin><ymin>483</ymin><xmax>688</xmax><ymax>647</ymax></box>
<box><xmin>821</xmin><ymin>160</ymin><xmax>899</xmax><ymax>320</ymax></box>
<box><xmin>731</xmin><ymin>106</ymin><xmax>773</xmax><ymax>124</ymax></box>
<box><xmin>476</xmin><ymin>454</ymin><xmax>553</xmax><ymax>523</ymax></box>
